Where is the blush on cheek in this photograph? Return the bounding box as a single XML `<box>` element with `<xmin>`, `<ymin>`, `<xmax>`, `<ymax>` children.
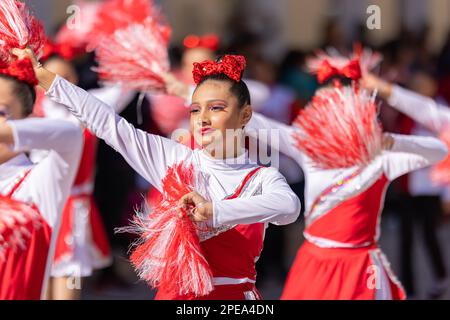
<box><xmin>209</xmin><ymin>112</ymin><xmax>238</xmax><ymax>131</ymax></box>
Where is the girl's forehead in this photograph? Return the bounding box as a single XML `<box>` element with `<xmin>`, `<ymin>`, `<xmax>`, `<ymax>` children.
<box><xmin>193</xmin><ymin>80</ymin><xmax>233</xmax><ymax>100</ymax></box>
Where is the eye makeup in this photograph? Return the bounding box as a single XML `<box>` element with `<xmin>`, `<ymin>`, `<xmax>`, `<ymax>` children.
<box><xmin>0</xmin><ymin>105</ymin><xmax>10</xmax><ymax>119</ymax></box>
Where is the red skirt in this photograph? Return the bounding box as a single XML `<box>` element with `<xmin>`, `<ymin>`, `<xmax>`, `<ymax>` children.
<box><xmin>0</xmin><ymin>223</ymin><xmax>51</xmax><ymax>300</ymax></box>
<box><xmin>281</xmin><ymin>240</ymin><xmax>406</xmax><ymax>300</ymax></box>
<box><xmin>155</xmin><ymin>282</ymin><xmax>262</xmax><ymax>300</ymax></box>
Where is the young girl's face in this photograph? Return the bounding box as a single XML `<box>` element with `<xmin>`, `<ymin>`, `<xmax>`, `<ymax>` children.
<box><xmin>0</xmin><ymin>78</ymin><xmax>23</xmax><ymax>163</ymax></box>
<box><xmin>190</xmin><ymin>80</ymin><xmax>251</xmax><ymax>157</ymax></box>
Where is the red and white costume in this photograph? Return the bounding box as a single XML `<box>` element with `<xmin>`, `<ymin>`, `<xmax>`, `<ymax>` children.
<box><xmin>0</xmin><ymin>119</ymin><xmax>82</xmax><ymax>299</ymax></box>
<box><xmin>246</xmin><ymin>112</ymin><xmax>447</xmax><ymax>299</ymax></box>
<box><xmin>44</xmin><ymin>75</ymin><xmax>301</xmax><ymax>300</ymax></box>
<box><xmin>36</xmin><ymin>85</ymin><xmax>134</xmax><ymax>278</ymax></box>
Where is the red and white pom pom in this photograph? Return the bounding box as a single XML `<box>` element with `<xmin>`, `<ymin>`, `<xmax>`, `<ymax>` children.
<box><xmin>87</xmin><ymin>0</ymin><xmax>168</xmax><ymax>51</ymax></box>
<box><xmin>292</xmin><ymin>85</ymin><xmax>384</xmax><ymax>169</ymax></box>
<box><xmin>307</xmin><ymin>49</ymin><xmax>350</xmax><ymax>74</ymax></box>
<box><xmin>431</xmin><ymin>129</ymin><xmax>450</xmax><ymax>186</ymax></box>
<box><xmin>0</xmin><ymin>0</ymin><xmax>45</xmax><ymax>67</ymax></box>
<box><xmin>0</xmin><ymin>195</ymin><xmax>42</xmax><ymax>262</ymax></box>
<box><xmin>94</xmin><ymin>17</ymin><xmax>170</xmax><ymax>92</ymax></box>
<box><xmin>54</xmin><ymin>0</ymin><xmax>101</xmax><ymax>54</ymax></box>
<box><xmin>116</xmin><ymin>161</ymin><xmax>214</xmax><ymax>298</ymax></box>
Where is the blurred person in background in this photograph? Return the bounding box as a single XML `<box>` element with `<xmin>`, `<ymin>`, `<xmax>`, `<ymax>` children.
<box><xmin>36</xmin><ymin>42</ymin><xmax>136</xmax><ymax>299</ymax></box>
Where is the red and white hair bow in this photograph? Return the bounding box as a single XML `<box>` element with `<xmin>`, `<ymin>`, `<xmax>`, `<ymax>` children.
<box><xmin>307</xmin><ymin>44</ymin><xmax>382</xmax><ymax>84</ymax></box>
<box><xmin>192</xmin><ymin>54</ymin><xmax>246</xmax><ymax>84</ymax></box>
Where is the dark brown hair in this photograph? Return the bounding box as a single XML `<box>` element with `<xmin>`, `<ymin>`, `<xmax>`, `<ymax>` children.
<box><xmin>0</xmin><ymin>74</ymin><xmax>36</xmax><ymax>117</ymax></box>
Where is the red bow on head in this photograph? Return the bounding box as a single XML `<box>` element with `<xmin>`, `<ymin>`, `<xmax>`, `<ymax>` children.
<box><xmin>0</xmin><ymin>57</ymin><xmax>38</xmax><ymax>86</ymax></box>
<box><xmin>41</xmin><ymin>39</ymin><xmax>82</xmax><ymax>62</ymax></box>
<box><xmin>317</xmin><ymin>58</ymin><xmax>362</xmax><ymax>84</ymax></box>
<box><xmin>192</xmin><ymin>55</ymin><xmax>246</xmax><ymax>84</ymax></box>
<box><xmin>183</xmin><ymin>33</ymin><xmax>220</xmax><ymax>51</ymax></box>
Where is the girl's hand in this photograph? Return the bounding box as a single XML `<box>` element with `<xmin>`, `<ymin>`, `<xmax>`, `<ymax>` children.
<box><xmin>178</xmin><ymin>191</ymin><xmax>213</xmax><ymax>222</ymax></box>
<box><xmin>161</xmin><ymin>72</ymin><xmax>190</xmax><ymax>101</ymax></box>
<box><xmin>383</xmin><ymin>133</ymin><xmax>394</xmax><ymax>150</ymax></box>
<box><xmin>11</xmin><ymin>47</ymin><xmax>56</xmax><ymax>91</ymax></box>
<box><xmin>361</xmin><ymin>73</ymin><xmax>393</xmax><ymax>100</ymax></box>
<box><xmin>11</xmin><ymin>48</ymin><xmax>40</xmax><ymax>68</ymax></box>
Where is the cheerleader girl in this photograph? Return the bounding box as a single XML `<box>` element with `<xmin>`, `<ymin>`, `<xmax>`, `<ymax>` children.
<box><xmin>220</xmin><ymin>47</ymin><xmax>447</xmax><ymax>300</ymax></box>
<box><xmin>0</xmin><ymin>57</ymin><xmax>83</xmax><ymax>299</ymax></box>
<box><xmin>16</xmin><ymin>48</ymin><xmax>301</xmax><ymax>300</ymax></box>
<box><xmin>243</xmin><ymin>86</ymin><xmax>448</xmax><ymax>299</ymax></box>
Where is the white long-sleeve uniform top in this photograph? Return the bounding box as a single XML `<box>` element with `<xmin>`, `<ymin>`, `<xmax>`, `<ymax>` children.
<box><xmin>0</xmin><ymin>119</ymin><xmax>83</xmax><ymax>297</ymax></box>
<box><xmin>0</xmin><ymin>119</ymin><xmax>83</xmax><ymax>227</ymax></box>
<box><xmin>42</xmin><ymin>84</ymin><xmax>135</xmax><ymax>125</ymax></box>
<box><xmin>388</xmin><ymin>85</ymin><xmax>450</xmax><ymax>197</ymax></box>
<box><xmin>247</xmin><ymin>112</ymin><xmax>448</xmax><ymax>219</ymax></box>
<box><xmin>45</xmin><ymin>76</ymin><xmax>301</xmax><ymax>228</ymax></box>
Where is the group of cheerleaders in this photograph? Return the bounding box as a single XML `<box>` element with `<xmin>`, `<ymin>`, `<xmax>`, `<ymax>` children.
<box><xmin>0</xmin><ymin>0</ymin><xmax>449</xmax><ymax>300</ymax></box>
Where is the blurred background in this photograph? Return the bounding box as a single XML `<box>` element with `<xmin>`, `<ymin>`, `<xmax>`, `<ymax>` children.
<box><xmin>25</xmin><ymin>0</ymin><xmax>450</xmax><ymax>300</ymax></box>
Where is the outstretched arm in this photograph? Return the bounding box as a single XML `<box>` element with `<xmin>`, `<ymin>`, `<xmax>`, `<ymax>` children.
<box><xmin>362</xmin><ymin>73</ymin><xmax>450</xmax><ymax>133</ymax></box>
<box><xmin>246</xmin><ymin>112</ymin><xmax>304</xmax><ymax>165</ymax></box>
<box><xmin>15</xmin><ymin>48</ymin><xmax>192</xmax><ymax>192</ymax></box>
<box><xmin>89</xmin><ymin>85</ymin><xmax>136</xmax><ymax>114</ymax></box>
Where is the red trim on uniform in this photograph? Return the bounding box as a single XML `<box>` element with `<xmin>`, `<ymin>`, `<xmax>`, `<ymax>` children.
<box><xmin>226</xmin><ymin>167</ymin><xmax>264</xmax><ymax>200</ymax></box>
<box><xmin>7</xmin><ymin>170</ymin><xmax>32</xmax><ymax>198</ymax></box>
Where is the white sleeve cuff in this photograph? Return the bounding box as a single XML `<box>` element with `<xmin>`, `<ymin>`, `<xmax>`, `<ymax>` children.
<box><xmin>44</xmin><ymin>74</ymin><xmax>62</xmax><ymax>97</ymax></box>
<box><xmin>387</xmin><ymin>85</ymin><xmax>404</xmax><ymax>107</ymax></box>
<box><xmin>184</xmin><ymin>85</ymin><xmax>196</xmax><ymax>106</ymax></box>
<box><xmin>212</xmin><ymin>200</ymin><xmax>221</xmax><ymax>228</ymax></box>
<box><xmin>6</xmin><ymin>120</ymin><xmax>26</xmax><ymax>152</ymax></box>
<box><xmin>390</xmin><ymin>133</ymin><xmax>407</xmax><ymax>153</ymax></box>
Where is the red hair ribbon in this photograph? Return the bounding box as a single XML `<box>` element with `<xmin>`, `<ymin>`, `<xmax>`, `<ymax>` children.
<box><xmin>41</xmin><ymin>39</ymin><xmax>83</xmax><ymax>62</ymax></box>
<box><xmin>317</xmin><ymin>58</ymin><xmax>362</xmax><ymax>84</ymax></box>
<box><xmin>192</xmin><ymin>55</ymin><xmax>246</xmax><ymax>84</ymax></box>
<box><xmin>0</xmin><ymin>57</ymin><xmax>38</xmax><ymax>86</ymax></box>
<box><xmin>183</xmin><ymin>33</ymin><xmax>219</xmax><ymax>51</ymax></box>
